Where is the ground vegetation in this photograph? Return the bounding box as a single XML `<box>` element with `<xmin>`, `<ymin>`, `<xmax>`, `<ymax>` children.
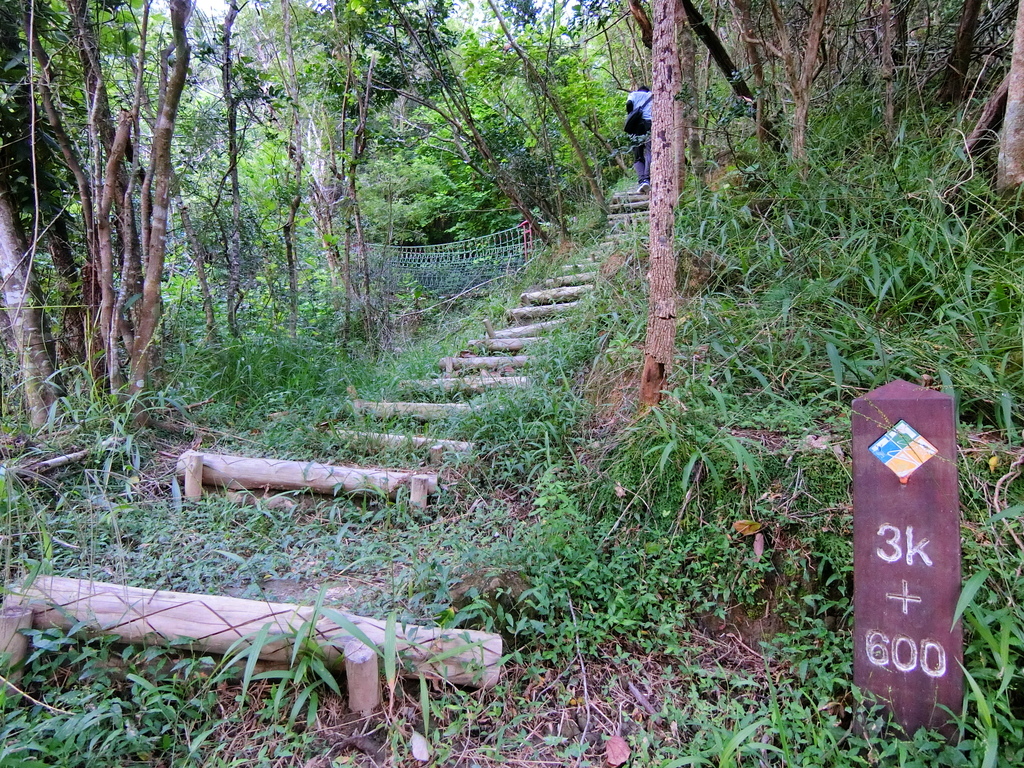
<box><xmin>1</xmin><ymin>0</ymin><xmax>1024</xmax><ymax>765</ymax></box>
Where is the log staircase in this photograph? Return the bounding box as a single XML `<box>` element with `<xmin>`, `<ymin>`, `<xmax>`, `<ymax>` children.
<box><xmin>180</xmin><ymin>189</ymin><xmax>641</xmax><ymax>509</ymax></box>
<box><xmin>343</xmin><ymin>254</ymin><xmax>605</xmax><ymax>503</ymax></box>
<box><xmin>607</xmin><ymin>189</ymin><xmax>650</xmax><ymax>233</ymax></box>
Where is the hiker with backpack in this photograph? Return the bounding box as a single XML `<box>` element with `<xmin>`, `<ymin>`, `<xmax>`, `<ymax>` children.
<box><xmin>624</xmin><ymin>87</ymin><xmax>653</xmax><ymax>194</ymax></box>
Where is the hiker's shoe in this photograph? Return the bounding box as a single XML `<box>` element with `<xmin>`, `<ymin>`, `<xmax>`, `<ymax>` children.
<box><xmin>637</xmin><ymin>181</ymin><xmax>650</xmax><ymax>194</ymax></box>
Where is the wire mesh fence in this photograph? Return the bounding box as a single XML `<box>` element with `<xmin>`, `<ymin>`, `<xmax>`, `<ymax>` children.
<box><xmin>364</xmin><ymin>223</ymin><xmax>533</xmax><ymax>297</ymax></box>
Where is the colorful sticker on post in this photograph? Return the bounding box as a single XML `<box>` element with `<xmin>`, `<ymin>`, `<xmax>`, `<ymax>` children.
<box><xmin>869</xmin><ymin>420</ymin><xmax>938</xmax><ymax>479</ymax></box>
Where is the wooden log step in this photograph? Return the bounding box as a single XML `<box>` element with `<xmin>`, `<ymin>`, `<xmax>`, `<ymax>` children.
<box><xmin>507</xmin><ymin>302</ymin><xmax>579</xmax><ymax>322</ymax></box>
<box><xmin>492</xmin><ymin>319</ymin><xmax>565</xmax><ymax>338</ymax></box>
<box><xmin>467</xmin><ymin>337</ymin><xmax>542</xmax><ymax>352</ymax></box>
<box><xmin>609</xmin><ymin>199</ymin><xmax>650</xmax><ymax>213</ymax></box>
<box><xmin>543</xmin><ymin>272</ymin><xmax>598</xmax><ymax>288</ymax></box>
<box><xmin>610</xmin><ymin>191</ymin><xmax>649</xmax><ymax>203</ymax></box>
<box><xmin>519</xmin><ymin>285</ymin><xmax>592</xmax><ymax>306</ymax></box>
<box><xmin>400</xmin><ymin>376</ymin><xmax>531</xmax><ymax>394</ymax></box>
<box><xmin>438</xmin><ymin>355</ymin><xmax>531</xmax><ymax>371</ymax></box>
<box><xmin>175</xmin><ymin>451</ymin><xmax>437</xmax><ymax>499</ymax></box>
<box><xmin>353</xmin><ymin>400</ymin><xmax>472</xmax><ymax>421</ymax></box>
<box><xmin>333</xmin><ymin>430</ymin><xmax>475</xmax><ymax>455</ymax></box>
<box><xmin>11</xmin><ymin>576</ymin><xmax>502</xmax><ymax>689</ymax></box>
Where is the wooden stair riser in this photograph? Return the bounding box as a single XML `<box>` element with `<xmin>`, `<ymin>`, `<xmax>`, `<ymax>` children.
<box><xmin>507</xmin><ymin>301</ymin><xmax>579</xmax><ymax>322</ymax></box>
<box><xmin>438</xmin><ymin>355</ymin><xmax>531</xmax><ymax>371</ymax></box>
<box><xmin>492</xmin><ymin>319</ymin><xmax>566</xmax><ymax>338</ymax></box>
<box><xmin>400</xmin><ymin>376</ymin><xmax>531</xmax><ymax>394</ymax></box>
<box><xmin>543</xmin><ymin>272</ymin><xmax>598</xmax><ymax>288</ymax></box>
<box><xmin>519</xmin><ymin>285</ymin><xmax>592</xmax><ymax>306</ymax></box>
<box><xmin>467</xmin><ymin>337</ymin><xmax>543</xmax><ymax>351</ymax></box>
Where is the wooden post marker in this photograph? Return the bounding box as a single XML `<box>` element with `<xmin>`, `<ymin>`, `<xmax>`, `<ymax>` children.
<box><xmin>183</xmin><ymin>451</ymin><xmax>204</xmax><ymax>499</ymax></box>
<box><xmin>1</xmin><ymin>604</ymin><xmax>34</xmax><ymax>687</ymax></box>
<box><xmin>343</xmin><ymin>639</ymin><xmax>381</xmax><ymax>715</ymax></box>
<box><xmin>409</xmin><ymin>474</ymin><xmax>431</xmax><ymax>509</ymax></box>
<box><xmin>852</xmin><ymin>379</ymin><xmax>962</xmax><ymax>736</ymax></box>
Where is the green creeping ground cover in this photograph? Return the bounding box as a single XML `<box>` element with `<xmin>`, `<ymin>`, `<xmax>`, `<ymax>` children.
<box><xmin>4</xmin><ymin>116</ymin><xmax>1024</xmax><ymax>765</ymax></box>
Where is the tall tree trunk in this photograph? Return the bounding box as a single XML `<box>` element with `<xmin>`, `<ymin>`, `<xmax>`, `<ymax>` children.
<box><xmin>223</xmin><ymin>0</ymin><xmax>243</xmax><ymax>337</ymax></box>
<box><xmin>0</xmin><ymin>181</ymin><xmax>58</xmax><ymax>427</ymax></box>
<box><xmin>881</xmin><ymin>0</ymin><xmax>895</xmax><ymax>135</ymax></box>
<box><xmin>730</xmin><ymin>0</ymin><xmax>780</xmax><ymax>148</ymax></box>
<box><xmin>998</xmin><ymin>0</ymin><xmax>1024</xmax><ymax>191</ymax></box>
<box><xmin>770</xmin><ymin>0</ymin><xmax>829</xmax><ymax>168</ymax></box>
<box><xmin>70</xmin><ymin>0</ymin><xmax>144</xmax><ymax>390</ymax></box>
<box><xmin>281</xmin><ymin>0</ymin><xmax>302</xmax><ymax>338</ymax></box>
<box><xmin>128</xmin><ymin>0</ymin><xmax>191</xmax><ymax>406</ymax></box>
<box><xmin>27</xmin><ymin>15</ymin><xmax>93</xmax><ymax>368</ymax></box>
<box><xmin>640</xmin><ymin>0</ymin><xmax>682</xmax><ymax>407</ymax></box>
<box><xmin>936</xmin><ymin>0</ymin><xmax>983</xmax><ymax>104</ymax></box>
<box><xmin>97</xmin><ymin>113</ymin><xmax>131</xmax><ymax>392</ymax></box>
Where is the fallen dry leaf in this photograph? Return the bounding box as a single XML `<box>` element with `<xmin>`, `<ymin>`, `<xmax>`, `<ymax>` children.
<box><xmin>605</xmin><ymin>735</ymin><xmax>630</xmax><ymax>766</ymax></box>
<box><xmin>732</xmin><ymin>520</ymin><xmax>762</xmax><ymax>536</ymax></box>
<box><xmin>753</xmin><ymin>531</ymin><xmax>765</xmax><ymax>558</ymax></box>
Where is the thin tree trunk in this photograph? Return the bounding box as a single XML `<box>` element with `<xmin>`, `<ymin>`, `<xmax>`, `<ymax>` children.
<box><xmin>936</xmin><ymin>0</ymin><xmax>983</xmax><ymax>104</ymax></box>
<box><xmin>128</xmin><ymin>0</ymin><xmax>191</xmax><ymax>406</ymax></box>
<box><xmin>26</xmin><ymin>17</ymin><xmax>95</xmax><ymax>368</ymax></box>
<box><xmin>0</xmin><ymin>181</ymin><xmax>58</xmax><ymax>427</ymax></box>
<box><xmin>998</xmin><ymin>0</ymin><xmax>1024</xmax><ymax>191</ymax></box>
<box><xmin>966</xmin><ymin>75</ymin><xmax>1008</xmax><ymax>157</ymax></box>
<box><xmin>640</xmin><ymin>0</ymin><xmax>682</xmax><ymax>407</ymax></box>
<box><xmin>628</xmin><ymin>0</ymin><xmax>654</xmax><ymax>48</ymax></box>
<box><xmin>770</xmin><ymin>0</ymin><xmax>829</xmax><ymax>168</ymax></box>
<box><xmin>97</xmin><ymin>113</ymin><xmax>132</xmax><ymax>392</ymax></box>
<box><xmin>281</xmin><ymin>0</ymin><xmax>302</xmax><ymax>338</ymax></box>
<box><xmin>223</xmin><ymin>0</ymin><xmax>243</xmax><ymax>338</ymax></box>
<box><xmin>730</xmin><ymin>0</ymin><xmax>780</xmax><ymax>148</ymax></box>
<box><xmin>882</xmin><ymin>0</ymin><xmax>895</xmax><ymax>135</ymax></box>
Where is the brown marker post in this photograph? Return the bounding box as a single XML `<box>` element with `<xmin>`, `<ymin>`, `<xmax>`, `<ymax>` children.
<box><xmin>852</xmin><ymin>379</ymin><xmax>962</xmax><ymax>737</ymax></box>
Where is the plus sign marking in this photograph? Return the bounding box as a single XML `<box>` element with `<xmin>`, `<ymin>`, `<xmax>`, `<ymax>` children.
<box><xmin>885</xmin><ymin>580</ymin><xmax>922</xmax><ymax>615</ymax></box>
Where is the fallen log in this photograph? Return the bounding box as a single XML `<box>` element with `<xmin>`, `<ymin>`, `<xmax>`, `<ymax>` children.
<box><xmin>492</xmin><ymin>319</ymin><xmax>565</xmax><ymax>338</ymax></box>
<box><xmin>520</xmin><ymin>285</ymin><xmax>592</xmax><ymax>306</ymax></box>
<box><xmin>507</xmin><ymin>302</ymin><xmax>579</xmax><ymax>322</ymax></box>
<box><xmin>400</xmin><ymin>376</ymin><xmax>531</xmax><ymax>394</ymax></box>
<box><xmin>10</xmin><ymin>576</ymin><xmax>502</xmax><ymax>689</ymax></box>
<box><xmin>333</xmin><ymin>430</ymin><xmax>475</xmax><ymax>455</ymax></box>
<box><xmin>543</xmin><ymin>272</ymin><xmax>598</xmax><ymax>288</ymax></box>
<box><xmin>437</xmin><ymin>355</ymin><xmax>530</xmax><ymax>371</ymax></box>
<box><xmin>353</xmin><ymin>400</ymin><xmax>472</xmax><ymax>421</ymax></box>
<box><xmin>175</xmin><ymin>451</ymin><xmax>437</xmax><ymax>499</ymax></box>
<box><xmin>467</xmin><ymin>337</ymin><xmax>542</xmax><ymax>351</ymax></box>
